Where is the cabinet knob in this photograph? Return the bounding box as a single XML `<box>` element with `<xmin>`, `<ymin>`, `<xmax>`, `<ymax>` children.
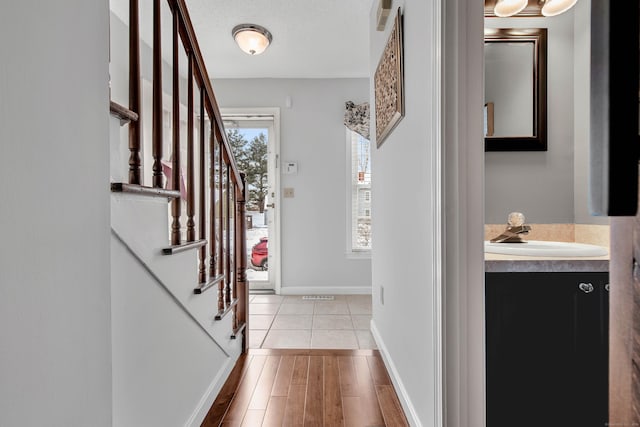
<box><xmin>578</xmin><ymin>282</ymin><xmax>594</xmax><ymax>293</ymax></box>
<box><xmin>605</xmin><ymin>283</ymin><xmax>610</xmax><ymax>292</ymax></box>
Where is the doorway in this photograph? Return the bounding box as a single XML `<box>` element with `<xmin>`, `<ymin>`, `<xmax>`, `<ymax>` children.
<box><xmin>222</xmin><ymin>108</ymin><xmax>281</xmax><ymax>294</ymax></box>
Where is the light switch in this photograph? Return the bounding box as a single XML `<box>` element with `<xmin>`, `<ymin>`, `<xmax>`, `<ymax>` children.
<box><xmin>283</xmin><ymin>187</ymin><xmax>295</xmax><ymax>198</ymax></box>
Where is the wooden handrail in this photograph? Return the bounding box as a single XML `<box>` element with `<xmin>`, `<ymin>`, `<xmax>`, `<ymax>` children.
<box><xmin>110</xmin><ymin>101</ymin><xmax>139</xmax><ymax>124</ymax></box>
<box><xmin>165</xmin><ymin>0</ymin><xmax>248</xmax><ymax>341</ymax></box>
<box><xmin>167</xmin><ymin>0</ymin><xmax>244</xmax><ymax>193</ymax></box>
<box><xmin>113</xmin><ymin>0</ymin><xmax>248</xmax><ymax>350</ymax></box>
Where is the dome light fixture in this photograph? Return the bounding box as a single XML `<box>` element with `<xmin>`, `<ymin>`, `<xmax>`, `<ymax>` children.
<box><xmin>232</xmin><ymin>24</ymin><xmax>272</xmax><ymax>55</ymax></box>
<box><xmin>541</xmin><ymin>0</ymin><xmax>579</xmax><ymax>16</ymax></box>
<box><xmin>493</xmin><ymin>0</ymin><xmax>528</xmax><ymax>17</ymax></box>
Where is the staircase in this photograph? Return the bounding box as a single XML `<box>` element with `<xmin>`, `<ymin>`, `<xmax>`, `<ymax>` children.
<box><xmin>108</xmin><ymin>1</ymin><xmax>248</xmax><ymax>425</ymax></box>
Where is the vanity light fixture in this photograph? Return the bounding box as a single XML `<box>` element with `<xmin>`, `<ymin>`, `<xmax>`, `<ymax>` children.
<box><xmin>493</xmin><ymin>0</ymin><xmax>528</xmax><ymax>17</ymax></box>
<box><xmin>232</xmin><ymin>24</ymin><xmax>272</xmax><ymax>55</ymax></box>
<box><xmin>541</xmin><ymin>0</ymin><xmax>579</xmax><ymax>16</ymax></box>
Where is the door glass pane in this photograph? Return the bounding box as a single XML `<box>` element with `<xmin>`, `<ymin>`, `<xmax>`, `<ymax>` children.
<box><xmin>226</xmin><ymin>126</ymin><xmax>270</xmax><ymax>288</ymax></box>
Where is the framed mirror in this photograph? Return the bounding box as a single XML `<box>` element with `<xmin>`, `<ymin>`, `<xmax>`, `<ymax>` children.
<box><xmin>484</xmin><ymin>28</ymin><xmax>547</xmax><ymax>151</ymax></box>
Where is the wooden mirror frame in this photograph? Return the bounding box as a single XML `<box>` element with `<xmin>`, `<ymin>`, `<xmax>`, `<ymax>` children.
<box><xmin>484</xmin><ymin>28</ymin><xmax>547</xmax><ymax>152</ymax></box>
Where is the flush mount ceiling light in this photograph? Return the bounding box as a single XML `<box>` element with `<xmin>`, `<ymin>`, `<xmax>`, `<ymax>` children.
<box><xmin>232</xmin><ymin>24</ymin><xmax>272</xmax><ymax>55</ymax></box>
<box><xmin>541</xmin><ymin>0</ymin><xmax>579</xmax><ymax>16</ymax></box>
<box><xmin>493</xmin><ymin>0</ymin><xmax>528</xmax><ymax>17</ymax></box>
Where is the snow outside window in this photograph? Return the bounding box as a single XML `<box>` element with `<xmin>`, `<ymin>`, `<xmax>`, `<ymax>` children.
<box><xmin>347</xmin><ymin>129</ymin><xmax>371</xmax><ymax>253</ymax></box>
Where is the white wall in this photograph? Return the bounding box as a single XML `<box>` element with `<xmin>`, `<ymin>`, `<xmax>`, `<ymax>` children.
<box><xmin>369</xmin><ymin>1</ymin><xmax>441</xmax><ymax>425</ymax></box>
<box><xmin>211</xmin><ymin>78</ymin><xmax>372</xmax><ymax>293</ymax></box>
<box><xmin>0</xmin><ymin>1</ymin><xmax>112</xmax><ymax>426</ymax></box>
<box><xmin>484</xmin><ymin>14</ymin><xmax>576</xmax><ymax>224</ymax></box>
<box><xmin>111</xmin><ymin>234</ymin><xmax>232</xmax><ymax>427</ymax></box>
<box><xmin>572</xmin><ymin>0</ymin><xmax>608</xmax><ymax>225</ymax></box>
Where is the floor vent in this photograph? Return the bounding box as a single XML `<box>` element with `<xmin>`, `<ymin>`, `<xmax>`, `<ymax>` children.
<box><xmin>301</xmin><ymin>295</ymin><xmax>335</xmax><ymax>301</ymax></box>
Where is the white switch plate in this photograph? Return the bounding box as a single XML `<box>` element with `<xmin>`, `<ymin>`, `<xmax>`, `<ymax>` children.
<box><xmin>283</xmin><ymin>187</ymin><xmax>294</xmax><ymax>198</ymax></box>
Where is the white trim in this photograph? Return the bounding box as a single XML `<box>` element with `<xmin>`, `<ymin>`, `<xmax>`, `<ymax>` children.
<box><xmin>431</xmin><ymin>0</ymin><xmax>444</xmax><ymax>427</ymax></box>
<box><xmin>344</xmin><ymin>250</ymin><xmax>372</xmax><ymax>260</ymax></box>
<box><xmin>442</xmin><ymin>0</ymin><xmax>486</xmax><ymax>426</ymax></box>
<box><xmin>185</xmin><ymin>353</ymin><xmax>239</xmax><ymax>427</ymax></box>
<box><xmin>370</xmin><ymin>321</ymin><xmax>422</xmax><ymax>427</ymax></box>
<box><xmin>220</xmin><ymin>107</ymin><xmax>282</xmax><ymax>295</ymax></box>
<box><xmin>278</xmin><ymin>286</ymin><xmax>371</xmax><ymax>295</ymax></box>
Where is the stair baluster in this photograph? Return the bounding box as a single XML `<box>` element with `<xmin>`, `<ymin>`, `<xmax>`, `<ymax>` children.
<box><xmin>198</xmin><ymin>90</ymin><xmax>207</xmax><ymax>284</ymax></box>
<box><xmin>225</xmin><ymin>166</ymin><xmax>232</xmax><ymax>309</ymax></box>
<box><xmin>186</xmin><ymin>53</ymin><xmax>196</xmax><ymax>242</ymax></box>
<box><xmin>151</xmin><ymin>0</ymin><xmax>164</xmax><ymax>188</ymax></box>
<box><xmin>128</xmin><ymin>0</ymin><xmax>141</xmax><ymax>185</ymax></box>
<box><xmin>170</xmin><ymin>5</ymin><xmax>181</xmax><ymax>246</ymax></box>
<box><xmin>218</xmin><ymin>137</ymin><xmax>225</xmax><ymax>312</ymax></box>
<box><xmin>111</xmin><ymin>0</ymin><xmax>248</xmax><ymax>348</ymax></box>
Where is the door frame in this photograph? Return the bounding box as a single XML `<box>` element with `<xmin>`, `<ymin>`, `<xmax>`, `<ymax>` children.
<box><xmin>221</xmin><ymin>107</ymin><xmax>282</xmax><ymax>295</ymax></box>
<box><xmin>444</xmin><ymin>0</ymin><xmax>486</xmax><ymax>426</ymax></box>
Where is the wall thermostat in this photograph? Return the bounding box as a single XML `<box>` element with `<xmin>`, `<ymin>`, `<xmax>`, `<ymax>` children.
<box><xmin>284</xmin><ymin>161</ymin><xmax>298</xmax><ymax>175</ymax></box>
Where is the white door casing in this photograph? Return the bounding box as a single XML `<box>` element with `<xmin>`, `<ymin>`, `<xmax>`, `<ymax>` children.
<box><xmin>221</xmin><ymin>108</ymin><xmax>281</xmax><ymax>294</ymax></box>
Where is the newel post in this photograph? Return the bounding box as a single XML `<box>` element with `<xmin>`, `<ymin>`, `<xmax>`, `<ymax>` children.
<box><xmin>236</xmin><ymin>172</ymin><xmax>248</xmax><ymax>352</ymax></box>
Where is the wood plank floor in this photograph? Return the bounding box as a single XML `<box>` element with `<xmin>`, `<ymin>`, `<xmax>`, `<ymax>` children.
<box><xmin>201</xmin><ymin>349</ymin><xmax>409</xmax><ymax>427</ymax></box>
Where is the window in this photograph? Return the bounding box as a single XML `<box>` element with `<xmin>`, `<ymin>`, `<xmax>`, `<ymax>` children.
<box><xmin>347</xmin><ymin>129</ymin><xmax>371</xmax><ymax>253</ymax></box>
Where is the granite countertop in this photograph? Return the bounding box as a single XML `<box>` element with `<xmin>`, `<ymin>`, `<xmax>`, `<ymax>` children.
<box><xmin>485</xmin><ymin>252</ymin><xmax>609</xmax><ymax>273</ymax></box>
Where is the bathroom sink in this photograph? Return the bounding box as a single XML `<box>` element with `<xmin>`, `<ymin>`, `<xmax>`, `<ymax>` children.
<box><xmin>484</xmin><ymin>240</ymin><xmax>608</xmax><ymax>257</ymax></box>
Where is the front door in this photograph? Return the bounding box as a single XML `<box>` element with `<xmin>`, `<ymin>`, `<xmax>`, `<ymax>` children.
<box><xmin>223</xmin><ymin>109</ymin><xmax>280</xmax><ymax>293</ymax></box>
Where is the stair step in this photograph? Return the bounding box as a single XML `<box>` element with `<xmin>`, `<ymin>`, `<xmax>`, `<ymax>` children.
<box><xmin>231</xmin><ymin>322</ymin><xmax>246</xmax><ymax>339</ymax></box>
<box><xmin>194</xmin><ymin>274</ymin><xmax>224</xmax><ymax>295</ymax></box>
<box><xmin>111</xmin><ymin>182</ymin><xmax>180</xmax><ymax>199</ymax></box>
<box><xmin>215</xmin><ymin>298</ymin><xmax>238</xmax><ymax>321</ymax></box>
<box><xmin>109</xmin><ymin>100</ymin><xmax>139</xmax><ymax>125</ymax></box>
<box><xmin>162</xmin><ymin>239</ymin><xmax>206</xmax><ymax>255</ymax></box>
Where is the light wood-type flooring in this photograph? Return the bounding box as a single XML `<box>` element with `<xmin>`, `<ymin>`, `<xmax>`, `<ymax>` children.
<box><xmin>201</xmin><ymin>349</ymin><xmax>409</xmax><ymax>426</ymax></box>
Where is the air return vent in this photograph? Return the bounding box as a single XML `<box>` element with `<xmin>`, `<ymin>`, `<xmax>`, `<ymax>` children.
<box><xmin>301</xmin><ymin>295</ymin><xmax>335</xmax><ymax>301</ymax></box>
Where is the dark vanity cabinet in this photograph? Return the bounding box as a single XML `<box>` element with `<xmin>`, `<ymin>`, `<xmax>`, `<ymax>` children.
<box><xmin>485</xmin><ymin>272</ymin><xmax>609</xmax><ymax>427</ymax></box>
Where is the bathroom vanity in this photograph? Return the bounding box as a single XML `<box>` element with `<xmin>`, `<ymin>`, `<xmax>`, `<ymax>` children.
<box><xmin>485</xmin><ymin>256</ymin><xmax>608</xmax><ymax>427</ymax></box>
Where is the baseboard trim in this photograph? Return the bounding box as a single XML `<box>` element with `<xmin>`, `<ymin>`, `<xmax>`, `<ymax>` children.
<box><xmin>278</xmin><ymin>286</ymin><xmax>371</xmax><ymax>295</ymax></box>
<box><xmin>370</xmin><ymin>320</ymin><xmax>422</xmax><ymax>427</ymax></box>
<box><xmin>185</xmin><ymin>352</ymin><xmax>239</xmax><ymax>427</ymax></box>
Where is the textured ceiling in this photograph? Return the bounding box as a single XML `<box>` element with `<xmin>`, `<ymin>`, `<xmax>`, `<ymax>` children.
<box><xmin>111</xmin><ymin>0</ymin><xmax>374</xmax><ymax>79</ymax></box>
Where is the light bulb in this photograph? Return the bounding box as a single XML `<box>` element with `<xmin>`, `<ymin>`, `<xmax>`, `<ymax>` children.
<box><xmin>494</xmin><ymin>0</ymin><xmax>528</xmax><ymax>17</ymax></box>
<box><xmin>541</xmin><ymin>0</ymin><xmax>579</xmax><ymax>16</ymax></box>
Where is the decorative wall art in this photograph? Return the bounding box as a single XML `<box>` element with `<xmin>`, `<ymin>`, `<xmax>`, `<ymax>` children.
<box><xmin>344</xmin><ymin>101</ymin><xmax>370</xmax><ymax>140</ymax></box>
<box><xmin>374</xmin><ymin>7</ymin><xmax>404</xmax><ymax>148</ymax></box>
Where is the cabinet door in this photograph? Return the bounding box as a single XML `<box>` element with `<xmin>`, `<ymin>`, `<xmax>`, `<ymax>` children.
<box><xmin>485</xmin><ymin>272</ymin><xmax>608</xmax><ymax>427</ymax></box>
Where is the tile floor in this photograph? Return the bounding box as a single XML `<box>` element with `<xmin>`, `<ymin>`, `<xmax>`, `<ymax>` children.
<box><xmin>248</xmin><ymin>294</ymin><xmax>377</xmax><ymax>350</ymax></box>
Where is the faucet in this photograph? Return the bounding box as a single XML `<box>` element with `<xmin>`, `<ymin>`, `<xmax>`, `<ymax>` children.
<box><xmin>490</xmin><ymin>212</ymin><xmax>531</xmax><ymax>243</ymax></box>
